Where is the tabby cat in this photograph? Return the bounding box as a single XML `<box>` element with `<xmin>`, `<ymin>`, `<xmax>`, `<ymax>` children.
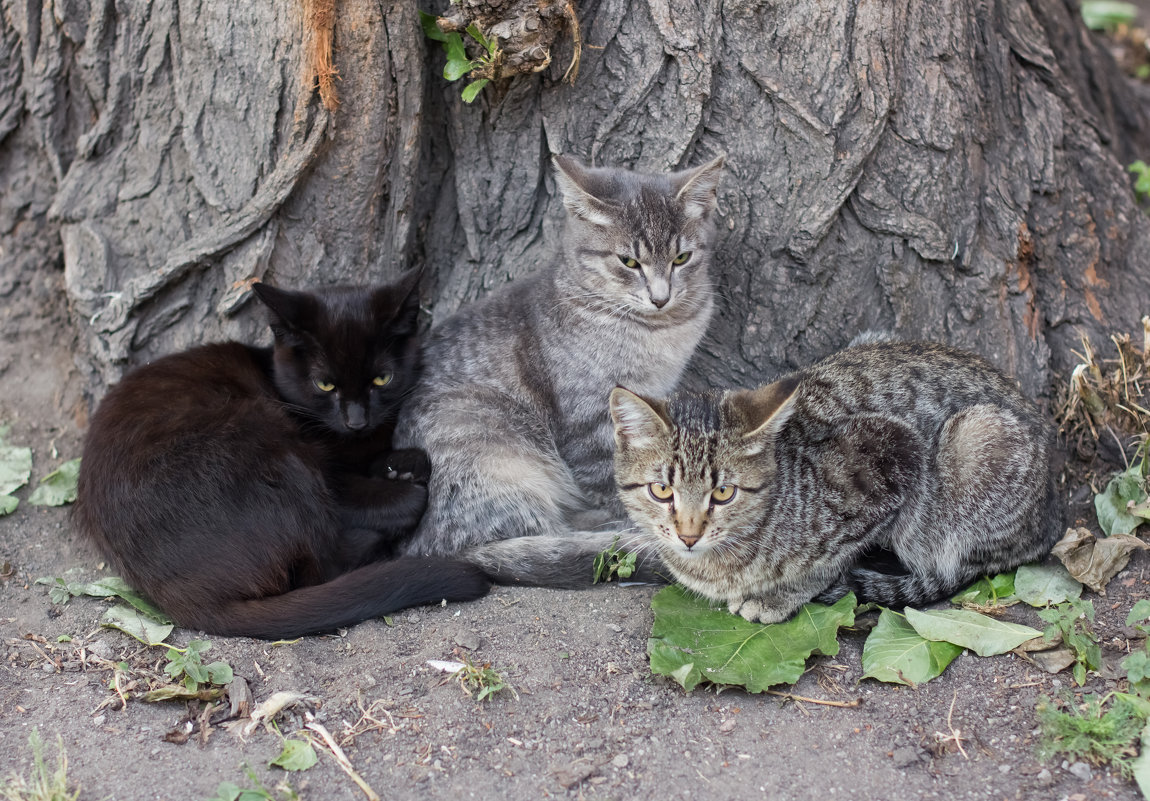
<box><xmin>610</xmin><ymin>338</ymin><xmax>1063</xmax><ymax>623</ymax></box>
<box><xmin>74</xmin><ymin>273</ymin><xmax>489</xmax><ymax>639</ymax></box>
<box><xmin>395</xmin><ymin>154</ymin><xmax>725</xmax><ymax>585</ymax></box>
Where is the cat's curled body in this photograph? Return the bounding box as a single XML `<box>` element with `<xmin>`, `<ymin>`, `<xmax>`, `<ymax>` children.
<box><xmin>611</xmin><ymin>339</ymin><xmax>1064</xmax><ymax>623</ymax></box>
<box><xmin>394</xmin><ymin>155</ymin><xmax>724</xmax><ymax>584</ymax></box>
<box><xmin>75</xmin><ymin>274</ymin><xmax>489</xmax><ymax>639</ymax></box>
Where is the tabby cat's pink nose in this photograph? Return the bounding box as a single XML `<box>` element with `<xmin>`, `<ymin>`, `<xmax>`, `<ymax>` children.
<box><xmin>679</xmin><ymin>535</ymin><xmax>700</xmax><ymax>548</ymax></box>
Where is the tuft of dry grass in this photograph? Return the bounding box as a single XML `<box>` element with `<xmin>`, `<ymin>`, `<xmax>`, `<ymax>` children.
<box><xmin>303</xmin><ymin>0</ymin><xmax>339</xmax><ymax>111</ymax></box>
<box><xmin>0</xmin><ymin>731</ymin><xmax>79</xmax><ymax>801</ymax></box>
<box><xmin>1056</xmin><ymin>317</ymin><xmax>1150</xmax><ymax>467</ymax></box>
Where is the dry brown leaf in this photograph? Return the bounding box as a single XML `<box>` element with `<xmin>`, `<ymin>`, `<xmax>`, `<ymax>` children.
<box><xmin>1050</xmin><ymin>526</ymin><xmax>1148</xmax><ymax>593</ymax></box>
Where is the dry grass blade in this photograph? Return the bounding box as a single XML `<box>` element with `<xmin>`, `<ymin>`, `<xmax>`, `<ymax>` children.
<box><xmin>305</xmin><ymin>717</ymin><xmax>380</xmax><ymax>801</ymax></box>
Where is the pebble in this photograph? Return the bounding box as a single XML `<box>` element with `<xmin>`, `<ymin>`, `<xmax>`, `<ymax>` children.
<box><xmin>92</xmin><ymin>715</ymin><xmax>105</xmax><ymax>727</ymax></box>
<box><xmin>605</xmin><ymin>623</ymin><xmax>622</xmax><ymax>633</ymax></box>
<box><xmin>454</xmin><ymin>631</ymin><xmax>483</xmax><ymax>651</ymax></box>
<box><xmin>998</xmin><ymin>764</ymin><xmax>1011</xmax><ymax>774</ymax></box>
<box><xmin>891</xmin><ymin>746</ymin><xmax>920</xmax><ymax>769</ymax></box>
<box><xmin>1068</xmin><ymin>761</ymin><xmax>1093</xmax><ymax>781</ymax></box>
<box><xmin>719</xmin><ymin>719</ymin><xmax>737</xmax><ymax>733</ymax></box>
<box><xmin>88</xmin><ymin>640</ymin><xmax>114</xmax><ymax>660</ymax></box>
<box><xmin>611</xmin><ymin>754</ymin><xmax>629</xmax><ymax>768</ymax></box>
<box><xmin>1036</xmin><ymin>768</ymin><xmax>1054</xmax><ymax>787</ymax></box>
<box><xmin>40</xmin><ymin>662</ymin><xmax>55</xmax><ymax>673</ymax></box>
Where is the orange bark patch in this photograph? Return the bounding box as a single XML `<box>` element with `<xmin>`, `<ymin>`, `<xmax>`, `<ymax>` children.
<box><xmin>305</xmin><ymin>0</ymin><xmax>340</xmax><ymax>111</ymax></box>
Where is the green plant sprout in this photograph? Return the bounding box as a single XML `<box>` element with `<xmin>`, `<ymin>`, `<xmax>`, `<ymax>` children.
<box><xmin>593</xmin><ymin>535</ymin><xmax>638</xmax><ymax>583</ymax></box>
<box><xmin>420</xmin><ymin>11</ymin><xmax>500</xmax><ymax>103</ymax></box>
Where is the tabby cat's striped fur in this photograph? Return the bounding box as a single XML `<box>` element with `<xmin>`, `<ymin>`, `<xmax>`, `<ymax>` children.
<box><xmin>610</xmin><ymin>339</ymin><xmax>1063</xmax><ymax>623</ymax></box>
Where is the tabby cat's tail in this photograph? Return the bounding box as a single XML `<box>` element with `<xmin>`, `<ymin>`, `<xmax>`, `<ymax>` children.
<box><xmin>181</xmin><ymin>558</ymin><xmax>489</xmax><ymax>640</ymax></box>
<box><xmin>464</xmin><ymin>531</ymin><xmax>667</xmax><ymax>589</ymax></box>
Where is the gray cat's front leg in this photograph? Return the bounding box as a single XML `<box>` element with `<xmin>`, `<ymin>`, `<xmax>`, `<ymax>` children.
<box><xmin>727</xmin><ymin>595</ymin><xmax>806</xmax><ymax>625</ymax></box>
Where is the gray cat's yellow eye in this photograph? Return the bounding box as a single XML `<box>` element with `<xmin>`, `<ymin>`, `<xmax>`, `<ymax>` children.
<box><xmin>672</xmin><ymin>251</ymin><xmax>692</xmax><ymax>266</ymax></box>
<box><xmin>618</xmin><ymin>255</ymin><xmax>640</xmax><ymax>269</ymax></box>
<box><xmin>372</xmin><ymin>374</ymin><xmax>393</xmax><ymax>387</ymax></box>
<box><xmin>711</xmin><ymin>485</ymin><xmax>736</xmax><ymax>504</ymax></box>
<box><xmin>648</xmin><ymin>483</ymin><xmax>674</xmax><ymax>501</ymax></box>
<box><xmin>315</xmin><ymin>379</ymin><xmax>336</xmax><ymax>392</ymax></box>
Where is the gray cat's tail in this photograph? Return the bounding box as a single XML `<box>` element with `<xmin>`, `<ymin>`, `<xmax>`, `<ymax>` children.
<box><xmin>463</xmin><ymin>531</ymin><xmax>666</xmax><ymax>589</ymax></box>
<box><xmin>818</xmin><ymin>568</ymin><xmax>958</xmax><ymax>608</ymax></box>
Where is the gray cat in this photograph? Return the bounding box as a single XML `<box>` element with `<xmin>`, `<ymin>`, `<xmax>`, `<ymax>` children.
<box><xmin>610</xmin><ymin>338</ymin><xmax>1063</xmax><ymax>623</ymax></box>
<box><xmin>394</xmin><ymin>154</ymin><xmax>725</xmax><ymax>585</ymax></box>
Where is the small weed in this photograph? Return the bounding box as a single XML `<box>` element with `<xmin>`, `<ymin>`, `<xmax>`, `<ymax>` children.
<box><xmin>1037</xmin><ymin>692</ymin><xmax>1145</xmax><ymax>777</ymax></box>
<box><xmin>1081</xmin><ymin>1</ymin><xmax>1139</xmax><ymax>31</ymax></box>
<box><xmin>419</xmin><ymin>11</ymin><xmax>499</xmax><ymax>103</ymax></box>
<box><xmin>1037</xmin><ymin>599</ymin><xmax>1101</xmax><ymax>686</ymax></box>
<box><xmin>0</xmin><ymin>729</ymin><xmax>79</xmax><ymax>801</ymax></box>
<box><xmin>452</xmin><ymin>654</ymin><xmax>516</xmax><ymax>702</ymax></box>
<box><xmin>206</xmin><ymin>763</ymin><xmax>298</xmax><ymax>801</ymax></box>
<box><xmin>592</xmin><ymin>535</ymin><xmax>638</xmax><ymax>584</ymax></box>
<box><xmin>1133</xmin><ymin>161</ymin><xmax>1150</xmax><ymax>206</ymax></box>
<box><xmin>164</xmin><ymin>639</ymin><xmax>233</xmax><ymax>692</ymax></box>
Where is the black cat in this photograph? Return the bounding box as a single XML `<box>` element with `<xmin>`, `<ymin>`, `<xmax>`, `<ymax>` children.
<box><xmin>74</xmin><ymin>271</ymin><xmax>489</xmax><ymax>638</ymax></box>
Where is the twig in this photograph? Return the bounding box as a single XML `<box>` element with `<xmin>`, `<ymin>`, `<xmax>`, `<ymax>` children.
<box><xmin>934</xmin><ymin>691</ymin><xmax>969</xmax><ymax>759</ymax></box>
<box><xmin>562</xmin><ymin>1</ymin><xmax>582</xmax><ymax>84</ymax></box>
<box><xmin>305</xmin><ymin>717</ymin><xmax>380</xmax><ymax>801</ymax></box>
<box><xmin>764</xmin><ymin>690</ymin><xmax>861</xmax><ymax>708</ymax></box>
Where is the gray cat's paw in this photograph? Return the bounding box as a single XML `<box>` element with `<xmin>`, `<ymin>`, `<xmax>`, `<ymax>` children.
<box><xmin>729</xmin><ymin>597</ymin><xmax>789</xmax><ymax>625</ymax></box>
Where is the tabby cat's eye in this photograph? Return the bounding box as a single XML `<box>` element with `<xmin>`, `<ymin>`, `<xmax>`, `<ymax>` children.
<box><xmin>372</xmin><ymin>374</ymin><xmax>393</xmax><ymax>387</ymax></box>
<box><xmin>672</xmin><ymin>251</ymin><xmax>692</xmax><ymax>266</ymax></box>
<box><xmin>711</xmin><ymin>485</ymin><xmax>736</xmax><ymax>504</ymax></box>
<box><xmin>315</xmin><ymin>379</ymin><xmax>335</xmax><ymax>392</ymax></box>
<box><xmin>618</xmin><ymin>255</ymin><xmax>639</xmax><ymax>269</ymax></box>
<box><xmin>648</xmin><ymin>482</ymin><xmax>674</xmax><ymax>502</ymax></box>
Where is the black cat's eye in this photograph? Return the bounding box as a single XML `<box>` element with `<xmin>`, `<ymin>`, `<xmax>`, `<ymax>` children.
<box><xmin>618</xmin><ymin>255</ymin><xmax>640</xmax><ymax>269</ymax></box>
<box><xmin>372</xmin><ymin>374</ymin><xmax>393</xmax><ymax>387</ymax></box>
<box><xmin>711</xmin><ymin>485</ymin><xmax>736</xmax><ymax>504</ymax></box>
<box><xmin>672</xmin><ymin>251</ymin><xmax>692</xmax><ymax>266</ymax></box>
<box><xmin>315</xmin><ymin>379</ymin><xmax>336</xmax><ymax>392</ymax></box>
<box><xmin>648</xmin><ymin>482</ymin><xmax>674</xmax><ymax>502</ymax></box>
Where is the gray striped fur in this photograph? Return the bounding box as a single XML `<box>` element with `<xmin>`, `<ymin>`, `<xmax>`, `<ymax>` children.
<box><xmin>394</xmin><ymin>155</ymin><xmax>724</xmax><ymax>585</ymax></box>
<box><xmin>610</xmin><ymin>340</ymin><xmax>1064</xmax><ymax>622</ymax></box>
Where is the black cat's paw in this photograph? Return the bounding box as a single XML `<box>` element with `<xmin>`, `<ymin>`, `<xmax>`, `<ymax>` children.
<box><xmin>375</xmin><ymin>448</ymin><xmax>431</xmax><ymax>485</ymax></box>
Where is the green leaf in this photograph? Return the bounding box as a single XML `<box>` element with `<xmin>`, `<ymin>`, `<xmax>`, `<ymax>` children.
<box><xmin>861</xmin><ymin>608</ymin><xmax>963</xmax><ymax>686</ymax></box>
<box><xmin>35</xmin><ymin>576</ymin><xmax>77</xmax><ymax>604</ymax></box>
<box><xmin>904</xmin><ymin>607</ymin><xmax>1042</xmax><ymax>657</ymax></box>
<box><xmin>461</xmin><ymin>79</ymin><xmax>489</xmax><ymax>103</ymax></box>
<box><xmin>1134</xmin><ymin>721</ymin><xmax>1150</xmax><ymax>799</ymax></box>
<box><xmin>1096</xmin><ymin>466</ymin><xmax>1147</xmax><ymax>536</ymax></box>
<box><xmin>207</xmin><ymin>782</ymin><xmax>243</xmax><ymax>801</ymax></box>
<box><xmin>100</xmin><ymin>604</ymin><xmax>173</xmax><ymax>646</ymax></box>
<box><xmin>1014</xmin><ymin>563</ymin><xmax>1083</xmax><ymax>606</ymax></box>
<box><xmin>270</xmin><ymin>739</ymin><xmax>318</xmax><ymax>772</ymax></box>
<box><xmin>1127</xmin><ymin>599</ymin><xmax>1150</xmax><ymax>627</ymax></box>
<box><xmin>444</xmin><ymin>56</ymin><xmax>475</xmax><ymax>82</ymax></box>
<box><xmin>1081</xmin><ymin>1</ymin><xmax>1139</xmax><ymax>30</ymax></box>
<box><xmin>418</xmin><ymin>10</ymin><xmax>448</xmax><ymax>42</ymax></box>
<box><xmin>950</xmin><ymin>572</ymin><xmax>1017</xmax><ymax>606</ymax></box>
<box><xmin>206</xmin><ymin>661</ymin><xmax>234</xmax><ymax>685</ymax></box>
<box><xmin>0</xmin><ymin>439</ymin><xmax>32</xmax><ymax>497</ymax></box>
<box><xmin>1123</xmin><ymin>650</ymin><xmax>1150</xmax><ymax>685</ymax></box>
<box><xmin>27</xmin><ymin>458</ymin><xmax>81</xmax><ymax>506</ymax></box>
<box><xmin>647</xmin><ymin>585</ymin><xmax>855</xmax><ymax>692</ymax></box>
<box><xmin>143</xmin><ymin>684</ymin><xmax>225</xmax><ymax>702</ymax></box>
<box><xmin>466</xmin><ymin>23</ymin><xmax>495</xmax><ymax>55</ymax></box>
<box><xmin>77</xmin><ymin>577</ymin><xmax>171</xmax><ymax>622</ymax></box>
<box><xmin>0</xmin><ymin>494</ymin><xmax>17</xmax><ymax>516</ymax></box>
<box><xmin>444</xmin><ymin>33</ymin><xmax>468</xmax><ymax>67</ymax></box>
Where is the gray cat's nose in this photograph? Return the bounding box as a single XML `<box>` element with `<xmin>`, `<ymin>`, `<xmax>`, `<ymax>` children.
<box><xmin>678</xmin><ymin>534</ymin><xmax>700</xmax><ymax>548</ymax></box>
<box><xmin>651</xmin><ymin>296</ymin><xmax>670</xmax><ymax>309</ymax></box>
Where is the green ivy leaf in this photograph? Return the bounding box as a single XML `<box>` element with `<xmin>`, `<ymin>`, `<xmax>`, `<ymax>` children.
<box><xmin>206</xmin><ymin>661</ymin><xmax>234</xmax><ymax>685</ymax></box>
<box><xmin>1123</xmin><ymin>650</ymin><xmax>1150</xmax><ymax>686</ymax></box>
<box><xmin>1014</xmin><ymin>563</ymin><xmax>1083</xmax><ymax>606</ymax></box>
<box><xmin>461</xmin><ymin>79</ymin><xmax>489</xmax><ymax>103</ymax></box>
<box><xmin>1129</xmin><ymin>600</ymin><xmax>1150</xmax><ymax>627</ymax></box>
<box><xmin>270</xmin><ymin>739</ymin><xmax>318</xmax><ymax>772</ymax></box>
<box><xmin>444</xmin><ymin>55</ymin><xmax>476</xmax><ymax>82</ymax></box>
<box><xmin>1134</xmin><ymin>721</ymin><xmax>1150</xmax><ymax>800</ymax></box>
<box><xmin>904</xmin><ymin>607</ymin><xmax>1041</xmax><ymax>657</ymax></box>
<box><xmin>0</xmin><ymin>434</ymin><xmax>32</xmax><ymax>515</ymax></box>
<box><xmin>466</xmin><ymin>23</ymin><xmax>496</xmax><ymax>55</ymax></box>
<box><xmin>647</xmin><ymin>586</ymin><xmax>856</xmax><ymax>692</ymax></box>
<box><xmin>27</xmin><ymin>458</ymin><xmax>81</xmax><ymax>506</ymax></box>
<box><xmin>861</xmin><ymin>608</ymin><xmax>962</xmax><ymax>686</ymax></box>
<box><xmin>418</xmin><ymin>10</ymin><xmax>448</xmax><ymax>42</ymax></box>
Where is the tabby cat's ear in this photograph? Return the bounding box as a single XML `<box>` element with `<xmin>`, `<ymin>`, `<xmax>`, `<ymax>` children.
<box><xmin>372</xmin><ymin>267</ymin><xmax>422</xmax><ymax>337</ymax></box>
<box><xmin>253</xmin><ymin>283</ymin><xmax>316</xmax><ymax>339</ymax></box>
<box><xmin>553</xmin><ymin>154</ymin><xmax>617</xmax><ymax>228</ymax></box>
<box><xmin>671</xmin><ymin>154</ymin><xmax>725</xmax><ymax>221</ymax></box>
<box><xmin>610</xmin><ymin>387</ymin><xmax>671</xmax><ymax>451</ymax></box>
<box><xmin>729</xmin><ymin>375</ymin><xmax>799</xmax><ymax>455</ymax></box>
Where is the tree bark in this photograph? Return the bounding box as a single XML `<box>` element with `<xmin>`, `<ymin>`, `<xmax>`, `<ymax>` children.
<box><xmin>2</xmin><ymin>0</ymin><xmax>1148</xmax><ymax>402</ymax></box>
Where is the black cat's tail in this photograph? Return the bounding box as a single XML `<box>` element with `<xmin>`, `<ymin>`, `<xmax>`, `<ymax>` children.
<box><xmin>463</xmin><ymin>531</ymin><xmax>667</xmax><ymax>589</ymax></box>
<box><xmin>185</xmin><ymin>558</ymin><xmax>489</xmax><ymax>640</ymax></box>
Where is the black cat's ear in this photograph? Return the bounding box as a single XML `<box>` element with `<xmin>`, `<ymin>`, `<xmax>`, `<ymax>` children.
<box><xmin>610</xmin><ymin>387</ymin><xmax>671</xmax><ymax>451</ymax></box>
<box><xmin>252</xmin><ymin>283</ymin><xmax>316</xmax><ymax>340</ymax></box>
<box><xmin>670</xmin><ymin>154</ymin><xmax>725</xmax><ymax>221</ymax></box>
<box><xmin>729</xmin><ymin>374</ymin><xmax>798</xmax><ymax>456</ymax></box>
<box><xmin>553</xmin><ymin>154</ymin><xmax>617</xmax><ymax>228</ymax></box>
<box><xmin>372</xmin><ymin>268</ymin><xmax>422</xmax><ymax>337</ymax></box>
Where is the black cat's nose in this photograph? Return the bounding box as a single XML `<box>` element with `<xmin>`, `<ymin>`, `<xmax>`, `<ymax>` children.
<box><xmin>344</xmin><ymin>403</ymin><xmax>367</xmax><ymax>430</ymax></box>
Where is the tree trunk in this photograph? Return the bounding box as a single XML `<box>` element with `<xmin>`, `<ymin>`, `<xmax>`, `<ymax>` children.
<box><xmin>2</xmin><ymin>0</ymin><xmax>1148</xmax><ymax>402</ymax></box>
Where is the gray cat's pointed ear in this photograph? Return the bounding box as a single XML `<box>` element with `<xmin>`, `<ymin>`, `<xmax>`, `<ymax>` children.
<box><xmin>610</xmin><ymin>387</ymin><xmax>671</xmax><ymax>450</ymax></box>
<box><xmin>553</xmin><ymin>154</ymin><xmax>617</xmax><ymax>228</ymax></box>
<box><xmin>671</xmin><ymin>154</ymin><xmax>725</xmax><ymax>220</ymax></box>
<box><xmin>729</xmin><ymin>374</ymin><xmax>799</xmax><ymax>454</ymax></box>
